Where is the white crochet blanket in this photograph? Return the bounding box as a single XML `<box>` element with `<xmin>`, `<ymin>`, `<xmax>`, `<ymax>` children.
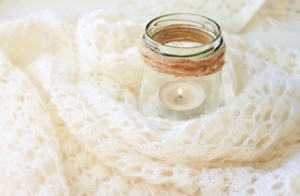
<box><xmin>0</xmin><ymin>0</ymin><xmax>300</xmax><ymax>195</ymax></box>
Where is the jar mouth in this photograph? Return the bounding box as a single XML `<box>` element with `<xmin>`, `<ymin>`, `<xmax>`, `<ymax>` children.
<box><xmin>143</xmin><ymin>13</ymin><xmax>223</xmax><ymax>58</ymax></box>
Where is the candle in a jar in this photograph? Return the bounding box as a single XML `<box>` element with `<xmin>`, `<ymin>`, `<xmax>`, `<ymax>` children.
<box><xmin>158</xmin><ymin>81</ymin><xmax>205</xmax><ymax>111</ymax></box>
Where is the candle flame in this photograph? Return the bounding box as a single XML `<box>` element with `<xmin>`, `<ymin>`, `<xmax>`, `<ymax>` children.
<box><xmin>177</xmin><ymin>88</ymin><xmax>183</xmax><ymax>99</ymax></box>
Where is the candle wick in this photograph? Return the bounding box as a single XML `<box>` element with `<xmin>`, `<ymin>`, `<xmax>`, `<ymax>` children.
<box><xmin>177</xmin><ymin>88</ymin><xmax>183</xmax><ymax>100</ymax></box>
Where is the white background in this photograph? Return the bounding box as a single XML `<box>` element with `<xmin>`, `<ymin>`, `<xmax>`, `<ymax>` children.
<box><xmin>0</xmin><ymin>0</ymin><xmax>299</xmax><ymax>48</ymax></box>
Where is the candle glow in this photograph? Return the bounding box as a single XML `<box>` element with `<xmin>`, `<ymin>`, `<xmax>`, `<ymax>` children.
<box><xmin>158</xmin><ymin>81</ymin><xmax>205</xmax><ymax>111</ymax></box>
<box><xmin>177</xmin><ymin>88</ymin><xmax>183</xmax><ymax>99</ymax></box>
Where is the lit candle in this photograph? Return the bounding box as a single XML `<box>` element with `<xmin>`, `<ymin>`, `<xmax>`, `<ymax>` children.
<box><xmin>158</xmin><ymin>81</ymin><xmax>205</xmax><ymax>111</ymax></box>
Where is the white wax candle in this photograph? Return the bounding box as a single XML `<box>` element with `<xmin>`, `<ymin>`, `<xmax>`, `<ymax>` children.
<box><xmin>158</xmin><ymin>81</ymin><xmax>205</xmax><ymax>111</ymax></box>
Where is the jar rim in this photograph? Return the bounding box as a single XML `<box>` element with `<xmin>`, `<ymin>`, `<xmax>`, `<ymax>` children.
<box><xmin>143</xmin><ymin>13</ymin><xmax>223</xmax><ymax>58</ymax></box>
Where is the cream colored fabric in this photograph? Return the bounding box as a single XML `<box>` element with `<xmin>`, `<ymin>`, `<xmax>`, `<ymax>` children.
<box><xmin>0</xmin><ymin>1</ymin><xmax>300</xmax><ymax>195</ymax></box>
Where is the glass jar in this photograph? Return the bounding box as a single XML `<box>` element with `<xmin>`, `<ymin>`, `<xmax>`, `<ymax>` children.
<box><xmin>139</xmin><ymin>13</ymin><xmax>226</xmax><ymax>120</ymax></box>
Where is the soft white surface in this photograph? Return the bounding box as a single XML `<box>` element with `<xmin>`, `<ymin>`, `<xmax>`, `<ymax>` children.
<box><xmin>0</xmin><ymin>0</ymin><xmax>299</xmax><ymax>47</ymax></box>
<box><xmin>0</xmin><ymin>0</ymin><xmax>299</xmax><ymax>195</ymax></box>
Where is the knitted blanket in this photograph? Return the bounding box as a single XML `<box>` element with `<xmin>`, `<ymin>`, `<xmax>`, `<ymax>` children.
<box><xmin>0</xmin><ymin>0</ymin><xmax>299</xmax><ymax>195</ymax></box>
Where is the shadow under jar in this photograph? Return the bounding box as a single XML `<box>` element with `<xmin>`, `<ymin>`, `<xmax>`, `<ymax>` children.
<box><xmin>139</xmin><ymin>13</ymin><xmax>226</xmax><ymax>120</ymax></box>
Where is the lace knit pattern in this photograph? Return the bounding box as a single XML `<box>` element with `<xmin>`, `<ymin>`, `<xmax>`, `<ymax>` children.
<box><xmin>0</xmin><ymin>1</ymin><xmax>299</xmax><ymax>195</ymax></box>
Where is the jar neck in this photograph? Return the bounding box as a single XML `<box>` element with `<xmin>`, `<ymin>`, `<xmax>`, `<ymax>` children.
<box><xmin>143</xmin><ymin>13</ymin><xmax>223</xmax><ymax>60</ymax></box>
